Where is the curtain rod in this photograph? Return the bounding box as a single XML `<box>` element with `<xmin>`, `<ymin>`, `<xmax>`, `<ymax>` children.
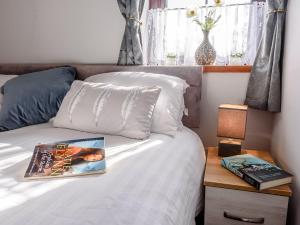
<box><xmin>154</xmin><ymin>2</ymin><xmax>264</xmax><ymax>11</ymax></box>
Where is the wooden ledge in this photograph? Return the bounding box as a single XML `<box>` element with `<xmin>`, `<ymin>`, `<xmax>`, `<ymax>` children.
<box><xmin>203</xmin><ymin>65</ymin><xmax>252</xmax><ymax>73</ymax></box>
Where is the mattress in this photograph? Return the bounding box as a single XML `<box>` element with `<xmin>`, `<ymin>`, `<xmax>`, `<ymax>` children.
<box><xmin>0</xmin><ymin>122</ymin><xmax>206</xmax><ymax>225</ymax></box>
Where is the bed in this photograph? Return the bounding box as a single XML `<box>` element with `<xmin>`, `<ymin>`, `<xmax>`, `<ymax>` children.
<box><xmin>0</xmin><ymin>64</ymin><xmax>205</xmax><ymax>225</ymax></box>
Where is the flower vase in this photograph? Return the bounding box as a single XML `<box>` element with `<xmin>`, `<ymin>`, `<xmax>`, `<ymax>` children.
<box><xmin>195</xmin><ymin>30</ymin><xmax>216</xmax><ymax>65</ymax></box>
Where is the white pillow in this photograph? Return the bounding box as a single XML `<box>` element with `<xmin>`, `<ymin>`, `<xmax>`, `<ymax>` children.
<box><xmin>85</xmin><ymin>72</ymin><xmax>189</xmax><ymax>136</ymax></box>
<box><xmin>0</xmin><ymin>75</ymin><xmax>18</xmax><ymax>107</ymax></box>
<box><xmin>53</xmin><ymin>81</ymin><xmax>161</xmax><ymax>139</ymax></box>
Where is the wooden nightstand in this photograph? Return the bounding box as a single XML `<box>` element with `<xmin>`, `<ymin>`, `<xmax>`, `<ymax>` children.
<box><xmin>204</xmin><ymin>147</ymin><xmax>292</xmax><ymax>225</ymax></box>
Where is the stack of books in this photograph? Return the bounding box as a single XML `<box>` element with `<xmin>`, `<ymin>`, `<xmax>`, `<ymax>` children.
<box><xmin>221</xmin><ymin>154</ymin><xmax>292</xmax><ymax>190</ymax></box>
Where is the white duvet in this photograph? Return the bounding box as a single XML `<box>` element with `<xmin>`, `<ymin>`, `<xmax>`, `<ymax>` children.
<box><xmin>0</xmin><ymin>123</ymin><xmax>206</xmax><ymax>225</ymax></box>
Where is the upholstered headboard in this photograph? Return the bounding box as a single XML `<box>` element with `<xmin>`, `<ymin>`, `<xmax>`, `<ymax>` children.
<box><xmin>0</xmin><ymin>64</ymin><xmax>202</xmax><ymax>128</ymax></box>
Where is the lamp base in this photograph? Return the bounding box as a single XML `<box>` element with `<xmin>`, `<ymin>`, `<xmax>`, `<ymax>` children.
<box><xmin>218</xmin><ymin>139</ymin><xmax>242</xmax><ymax>157</ymax></box>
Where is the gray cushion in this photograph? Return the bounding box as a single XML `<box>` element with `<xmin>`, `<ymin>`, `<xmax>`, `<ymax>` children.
<box><xmin>0</xmin><ymin>67</ymin><xmax>76</xmax><ymax>131</ymax></box>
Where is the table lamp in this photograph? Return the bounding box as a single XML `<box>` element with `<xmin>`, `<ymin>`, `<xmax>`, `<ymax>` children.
<box><xmin>217</xmin><ymin>104</ymin><xmax>248</xmax><ymax>157</ymax></box>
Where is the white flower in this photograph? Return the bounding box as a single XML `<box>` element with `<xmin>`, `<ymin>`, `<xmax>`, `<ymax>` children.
<box><xmin>214</xmin><ymin>0</ymin><xmax>223</xmax><ymax>6</ymax></box>
<box><xmin>186</xmin><ymin>8</ymin><xmax>198</xmax><ymax>18</ymax></box>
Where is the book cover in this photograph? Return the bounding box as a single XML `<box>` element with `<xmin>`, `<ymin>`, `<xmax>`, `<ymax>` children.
<box><xmin>221</xmin><ymin>154</ymin><xmax>292</xmax><ymax>190</ymax></box>
<box><xmin>24</xmin><ymin>137</ymin><xmax>105</xmax><ymax>179</ymax></box>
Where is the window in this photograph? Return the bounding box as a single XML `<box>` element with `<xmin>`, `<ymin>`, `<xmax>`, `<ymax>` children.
<box><xmin>145</xmin><ymin>0</ymin><xmax>266</xmax><ymax>66</ymax></box>
<box><xmin>167</xmin><ymin>0</ymin><xmax>252</xmax><ymax>8</ymax></box>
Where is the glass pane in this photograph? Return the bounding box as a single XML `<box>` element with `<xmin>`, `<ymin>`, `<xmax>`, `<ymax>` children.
<box><xmin>207</xmin><ymin>0</ymin><xmax>251</xmax><ymax>5</ymax></box>
<box><xmin>167</xmin><ymin>0</ymin><xmax>252</xmax><ymax>8</ymax></box>
<box><xmin>164</xmin><ymin>9</ymin><xmax>188</xmax><ymax>63</ymax></box>
<box><xmin>224</xmin><ymin>0</ymin><xmax>251</xmax><ymax>4</ymax></box>
<box><xmin>167</xmin><ymin>0</ymin><xmax>203</xmax><ymax>8</ymax></box>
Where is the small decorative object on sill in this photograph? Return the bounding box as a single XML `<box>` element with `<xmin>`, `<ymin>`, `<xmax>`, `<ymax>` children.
<box><xmin>187</xmin><ymin>9</ymin><xmax>221</xmax><ymax>65</ymax></box>
<box><xmin>230</xmin><ymin>52</ymin><xmax>244</xmax><ymax>65</ymax></box>
<box><xmin>165</xmin><ymin>53</ymin><xmax>177</xmax><ymax>65</ymax></box>
<box><xmin>217</xmin><ymin>104</ymin><xmax>248</xmax><ymax>157</ymax></box>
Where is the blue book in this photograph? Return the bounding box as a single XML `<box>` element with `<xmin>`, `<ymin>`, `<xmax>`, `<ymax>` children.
<box><xmin>221</xmin><ymin>154</ymin><xmax>292</xmax><ymax>190</ymax></box>
<box><xmin>25</xmin><ymin>137</ymin><xmax>105</xmax><ymax>179</ymax></box>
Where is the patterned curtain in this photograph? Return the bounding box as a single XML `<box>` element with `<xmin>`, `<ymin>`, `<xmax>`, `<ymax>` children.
<box><xmin>117</xmin><ymin>0</ymin><xmax>145</xmax><ymax>65</ymax></box>
<box><xmin>245</xmin><ymin>0</ymin><xmax>287</xmax><ymax>112</ymax></box>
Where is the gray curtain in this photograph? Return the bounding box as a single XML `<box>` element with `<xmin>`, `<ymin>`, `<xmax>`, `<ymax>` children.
<box><xmin>245</xmin><ymin>0</ymin><xmax>287</xmax><ymax>112</ymax></box>
<box><xmin>117</xmin><ymin>0</ymin><xmax>145</xmax><ymax>65</ymax></box>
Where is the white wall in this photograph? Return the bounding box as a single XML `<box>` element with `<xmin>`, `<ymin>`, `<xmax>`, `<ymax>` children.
<box><xmin>0</xmin><ymin>0</ymin><xmax>124</xmax><ymax>63</ymax></box>
<box><xmin>199</xmin><ymin>73</ymin><xmax>273</xmax><ymax>150</ymax></box>
<box><xmin>271</xmin><ymin>0</ymin><xmax>300</xmax><ymax>224</ymax></box>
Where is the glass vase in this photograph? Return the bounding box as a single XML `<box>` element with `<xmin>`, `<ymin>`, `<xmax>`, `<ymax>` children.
<box><xmin>195</xmin><ymin>30</ymin><xmax>216</xmax><ymax>65</ymax></box>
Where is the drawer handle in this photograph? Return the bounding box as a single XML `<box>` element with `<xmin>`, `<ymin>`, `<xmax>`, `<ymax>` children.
<box><xmin>224</xmin><ymin>211</ymin><xmax>265</xmax><ymax>224</ymax></box>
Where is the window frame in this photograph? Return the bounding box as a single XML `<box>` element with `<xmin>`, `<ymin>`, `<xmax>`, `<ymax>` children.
<box><xmin>202</xmin><ymin>65</ymin><xmax>252</xmax><ymax>73</ymax></box>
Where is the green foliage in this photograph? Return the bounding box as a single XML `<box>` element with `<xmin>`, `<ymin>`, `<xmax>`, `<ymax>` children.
<box><xmin>191</xmin><ymin>9</ymin><xmax>221</xmax><ymax>32</ymax></box>
<box><xmin>166</xmin><ymin>53</ymin><xmax>177</xmax><ymax>59</ymax></box>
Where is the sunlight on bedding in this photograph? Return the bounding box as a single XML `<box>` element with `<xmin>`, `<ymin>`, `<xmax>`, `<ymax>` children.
<box><xmin>0</xmin><ymin>152</ymin><xmax>31</xmax><ymax>170</ymax></box>
<box><xmin>0</xmin><ymin>143</ymin><xmax>74</xmax><ymax>212</ymax></box>
<box><xmin>0</xmin><ymin>178</ymin><xmax>72</xmax><ymax>212</ymax></box>
<box><xmin>0</xmin><ymin>139</ymin><xmax>163</xmax><ymax>213</ymax></box>
<box><xmin>0</xmin><ymin>137</ymin><xmax>163</xmax><ymax>212</ymax></box>
<box><xmin>0</xmin><ymin>143</ymin><xmax>11</xmax><ymax>148</ymax></box>
<box><xmin>106</xmin><ymin>140</ymin><xmax>149</xmax><ymax>156</ymax></box>
<box><xmin>106</xmin><ymin>140</ymin><xmax>163</xmax><ymax>167</ymax></box>
<box><xmin>0</xmin><ymin>146</ymin><xmax>22</xmax><ymax>154</ymax></box>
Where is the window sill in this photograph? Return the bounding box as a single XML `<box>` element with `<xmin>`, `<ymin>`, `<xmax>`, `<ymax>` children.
<box><xmin>203</xmin><ymin>65</ymin><xmax>252</xmax><ymax>73</ymax></box>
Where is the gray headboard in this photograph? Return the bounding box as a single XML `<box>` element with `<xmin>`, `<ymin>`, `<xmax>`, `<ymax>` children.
<box><xmin>0</xmin><ymin>64</ymin><xmax>202</xmax><ymax>128</ymax></box>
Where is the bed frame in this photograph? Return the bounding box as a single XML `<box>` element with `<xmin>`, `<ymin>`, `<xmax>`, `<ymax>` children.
<box><xmin>0</xmin><ymin>64</ymin><xmax>202</xmax><ymax>128</ymax></box>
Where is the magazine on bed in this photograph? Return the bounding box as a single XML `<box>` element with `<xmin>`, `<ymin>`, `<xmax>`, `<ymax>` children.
<box><xmin>24</xmin><ymin>137</ymin><xmax>105</xmax><ymax>179</ymax></box>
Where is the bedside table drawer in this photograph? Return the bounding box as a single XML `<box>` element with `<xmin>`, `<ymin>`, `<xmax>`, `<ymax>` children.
<box><xmin>205</xmin><ymin>187</ymin><xmax>289</xmax><ymax>225</ymax></box>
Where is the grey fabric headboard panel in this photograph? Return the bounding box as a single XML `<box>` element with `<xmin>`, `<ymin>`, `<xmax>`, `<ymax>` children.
<box><xmin>0</xmin><ymin>64</ymin><xmax>202</xmax><ymax>128</ymax></box>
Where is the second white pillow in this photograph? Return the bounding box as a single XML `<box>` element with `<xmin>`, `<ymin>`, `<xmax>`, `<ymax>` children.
<box><xmin>85</xmin><ymin>72</ymin><xmax>189</xmax><ymax>136</ymax></box>
<box><xmin>53</xmin><ymin>81</ymin><xmax>161</xmax><ymax>139</ymax></box>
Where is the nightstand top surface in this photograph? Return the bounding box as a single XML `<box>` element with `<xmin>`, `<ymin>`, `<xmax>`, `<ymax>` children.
<box><xmin>204</xmin><ymin>147</ymin><xmax>292</xmax><ymax>197</ymax></box>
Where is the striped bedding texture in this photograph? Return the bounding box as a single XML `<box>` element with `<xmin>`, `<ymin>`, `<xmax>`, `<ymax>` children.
<box><xmin>0</xmin><ymin>122</ymin><xmax>206</xmax><ymax>225</ymax></box>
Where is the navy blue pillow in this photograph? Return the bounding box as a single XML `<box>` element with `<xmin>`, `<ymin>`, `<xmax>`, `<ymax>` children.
<box><xmin>0</xmin><ymin>67</ymin><xmax>76</xmax><ymax>131</ymax></box>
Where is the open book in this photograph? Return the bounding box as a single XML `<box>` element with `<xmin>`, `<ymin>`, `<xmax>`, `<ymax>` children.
<box><xmin>24</xmin><ymin>137</ymin><xmax>105</xmax><ymax>179</ymax></box>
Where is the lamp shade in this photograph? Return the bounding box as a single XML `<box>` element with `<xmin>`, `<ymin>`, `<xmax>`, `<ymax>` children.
<box><xmin>217</xmin><ymin>104</ymin><xmax>248</xmax><ymax>140</ymax></box>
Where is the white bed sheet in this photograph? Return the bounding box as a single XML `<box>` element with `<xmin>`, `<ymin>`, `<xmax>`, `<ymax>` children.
<box><xmin>0</xmin><ymin>123</ymin><xmax>206</xmax><ymax>225</ymax></box>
